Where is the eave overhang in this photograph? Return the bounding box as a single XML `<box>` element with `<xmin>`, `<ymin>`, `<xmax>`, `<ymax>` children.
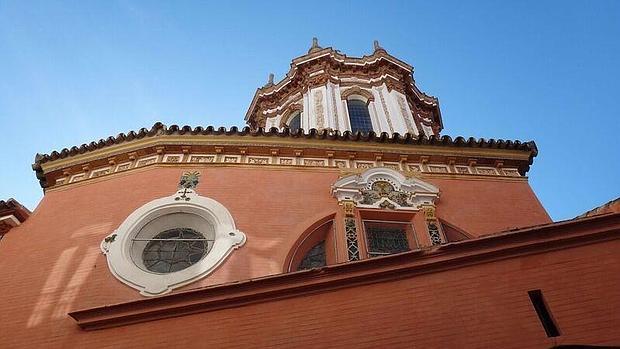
<box><xmin>32</xmin><ymin>123</ymin><xmax>538</xmax><ymax>190</ymax></box>
<box><xmin>0</xmin><ymin>199</ymin><xmax>31</xmax><ymax>234</ymax></box>
<box><xmin>68</xmin><ymin>212</ymin><xmax>620</xmax><ymax>331</ymax></box>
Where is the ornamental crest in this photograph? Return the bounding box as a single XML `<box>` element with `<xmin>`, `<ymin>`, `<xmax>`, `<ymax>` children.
<box><xmin>331</xmin><ymin>167</ymin><xmax>440</xmax><ymax>211</ymax></box>
<box><xmin>360</xmin><ymin>180</ymin><xmax>411</xmax><ymax>207</ymax></box>
<box><xmin>179</xmin><ymin>171</ymin><xmax>201</xmax><ymax>190</ymax></box>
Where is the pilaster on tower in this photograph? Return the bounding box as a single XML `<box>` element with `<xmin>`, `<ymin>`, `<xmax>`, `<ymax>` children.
<box><xmin>245</xmin><ymin>38</ymin><xmax>443</xmax><ymax>137</ymax></box>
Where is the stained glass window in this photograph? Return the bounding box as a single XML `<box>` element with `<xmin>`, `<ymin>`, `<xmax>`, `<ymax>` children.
<box><xmin>347</xmin><ymin>99</ymin><xmax>373</xmax><ymax>134</ymax></box>
<box><xmin>288</xmin><ymin>112</ymin><xmax>301</xmax><ymax>131</ymax></box>
<box><xmin>298</xmin><ymin>241</ymin><xmax>326</xmax><ymax>270</ymax></box>
<box><xmin>136</xmin><ymin>228</ymin><xmax>212</xmax><ymax>273</ymax></box>
<box><xmin>364</xmin><ymin>221</ymin><xmax>413</xmax><ymax>257</ymax></box>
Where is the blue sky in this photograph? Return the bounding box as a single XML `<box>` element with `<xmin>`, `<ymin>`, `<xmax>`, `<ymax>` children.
<box><xmin>0</xmin><ymin>1</ymin><xmax>618</xmax><ymax>220</ymax></box>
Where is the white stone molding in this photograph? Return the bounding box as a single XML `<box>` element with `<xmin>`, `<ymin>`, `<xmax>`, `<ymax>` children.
<box><xmin>331</xmin><ymin>167</ymin><xmax>439</xmax><ymax>210</ymax></box>
<box><xmin>0</xmin><ymin>214</ymin><xmax>21</xmax><ymax>228</ymax></box>
<box><xmin>101</xmin><ymin>188</ymin><xmax>246</xmax><ymax>296</ymax></box>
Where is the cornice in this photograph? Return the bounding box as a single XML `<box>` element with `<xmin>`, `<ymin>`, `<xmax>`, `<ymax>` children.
<box><xmin>32</xmin><ymin>123</ymin><xmax>538</xmax><ymax>189</ymax></box>
<box><xmin>68</xmin><ymin>213</ymin><xmax>620</xmax><ymax>331</ymax></box>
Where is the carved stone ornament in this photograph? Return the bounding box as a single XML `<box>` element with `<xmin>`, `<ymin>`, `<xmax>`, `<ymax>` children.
<box><xmin>100</xmin><ymin>171</ymin><xmax>246</xmax><ymax>296</ymax></box>
<box><xmin>331</xmin><ymin>167</ymin><xmax>439</xmax><ymax>211</ymax></box>
<box><xmin>342</xmin><ymin>200</ymin><xmax>356</xmax><ymax>217</ymax></box>
<box><xmin>179</xmin><ymin>171</ymin><xmax>201</xmax><ymax>189</ymax></box>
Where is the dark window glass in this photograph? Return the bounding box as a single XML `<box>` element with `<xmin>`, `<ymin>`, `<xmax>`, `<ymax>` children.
<box><xmin>298</xmin><ymin>241</ymin><xmax>326</xmax><ymax>270</ymax></box>
<box><xmin>140</xmin><ymin>228</ymin><xmax>210</xmax><ymax>273</ymax></box>
<box><xmin>364</xmin><ymin>221</ymin><xmax>412</xmax><ymax>257</ymax></box>
<box><xmin>528</xmin><ymin>290</ymin><xmax>561</xmax><ymax>337</ymax></box>
<box><xmin>288</xmin><ymin>113</ymin><xmax>301</xmax><ymax>131</ymax></box>
<box><xmin>347</xmin><ymin>99</ymin><xmax>373</xmax><ymax>133</ymax></box>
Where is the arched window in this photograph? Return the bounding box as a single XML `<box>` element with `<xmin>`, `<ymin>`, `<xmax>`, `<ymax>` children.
<box><xmin>288</xmin><ymin>112</ymin><xmax>301</xmax><ymax>131</ymax></box>
<box><xmin>297</xmin><ymin>241</ymin><xmax>326</xmax><ymax>270</ymax></box>
<box><xmin>347</xmin><ymin>99</ymin><xmax>373</xmax><ymax>134</ymax></box>
<box><xmin>285</xmin><ymin>216</ymin><xmax>335</xmax><ymax>272</ymax></box>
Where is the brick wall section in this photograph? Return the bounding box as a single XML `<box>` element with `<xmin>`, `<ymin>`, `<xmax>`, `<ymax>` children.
<box><xmin>1</xmin><ymin>238</ymin><xmax>618</xmax><ymax>348</ymax></box>
<box><xmin>0</xmin><ymin>166</ymin><xmax>561</xmax><ymax>348</ymax></box>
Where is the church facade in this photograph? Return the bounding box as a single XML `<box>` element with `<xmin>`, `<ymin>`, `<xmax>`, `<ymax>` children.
<box><xmin>1</xmin><ymin>40</ymin><xmax>619</xmax><ymax>348</ymax></box>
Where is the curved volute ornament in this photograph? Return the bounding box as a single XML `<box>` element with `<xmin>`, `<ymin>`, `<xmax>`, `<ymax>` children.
<box><xmin>331</xmin><ymin>167</ymin><xmax>440</xmax><ymax>210</ymax></box>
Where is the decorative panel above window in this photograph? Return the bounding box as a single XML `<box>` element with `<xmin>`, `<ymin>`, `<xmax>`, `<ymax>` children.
<box><xmin>101</xmin><ymin>172</ymin><xmax>246</xmax><ymax>296</ymax></box>
<box><xmin>332</xmin><ymin>167</ymin><xmax>440</xmax><ymax>211</ymax></box>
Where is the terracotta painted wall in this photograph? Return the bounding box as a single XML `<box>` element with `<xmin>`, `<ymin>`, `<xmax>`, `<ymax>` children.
<box><xmin>0</xmin><ymin>165</ymin><xmax>555</xmax><ymax>348</ymax></box>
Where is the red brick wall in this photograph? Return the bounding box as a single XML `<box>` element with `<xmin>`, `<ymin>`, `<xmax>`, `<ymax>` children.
<box><xmin>0</xmin><ymin>166</ymin><xmax>562</xmax><ymax>348</ymax></box>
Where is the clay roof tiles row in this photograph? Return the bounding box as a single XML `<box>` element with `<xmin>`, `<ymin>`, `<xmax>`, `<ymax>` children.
<box><xmin>33</xmin><ymin>122</ymin><xmax>538</xmax><ymax>166</ymax></box>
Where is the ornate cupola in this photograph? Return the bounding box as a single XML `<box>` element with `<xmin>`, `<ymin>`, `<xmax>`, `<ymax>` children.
<box><xmin>245</xmin><ymin>38</ymin><xmax>443</xmax><ymax>136</ymax></box>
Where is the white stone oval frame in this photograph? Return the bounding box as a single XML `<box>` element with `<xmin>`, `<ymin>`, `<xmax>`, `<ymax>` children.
<box><xmin>101</xmin><ymin>190</ymin><xmax>246</xmax><ymax>296</ymax></box>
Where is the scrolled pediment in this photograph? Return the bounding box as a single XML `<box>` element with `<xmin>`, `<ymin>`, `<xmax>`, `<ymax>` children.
<box><xmin>331</xmin><ymin>167</ymin><xmax>439</xmax><ymax>210</ymax></box>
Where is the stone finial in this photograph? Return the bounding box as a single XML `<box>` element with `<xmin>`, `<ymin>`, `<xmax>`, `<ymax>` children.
<box><xmin>308</xmin><ymin>37</ymin><xmax>322</xmax><ymax>53</ymax></box>
<box><xmin>264</xmin><ymin>73</ymin><xmax>275</xmax><ymax>87</ymax></box>
<box><xmin>373</xmin><ymin>40</ymin><xmax>386</xmax><ymax>52</ymax></box>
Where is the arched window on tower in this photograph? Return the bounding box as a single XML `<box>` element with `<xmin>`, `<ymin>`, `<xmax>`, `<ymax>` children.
<box><xmin>347</xmin><ymin>99</ymin><xmax>373</xmax><ymax>134</ymax></box>
<box><xmin>288</xmin><ymin>112</ymin><xmax>301</xmax><ymax>131</ymax></box>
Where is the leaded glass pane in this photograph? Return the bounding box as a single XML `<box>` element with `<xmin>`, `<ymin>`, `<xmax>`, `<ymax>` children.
<box><xmin>140</xmin><ymin>228</ymin><xmax>210</xmax><ymax>273</ymax></box>
<box><xmin>298</xmin><ymin>241</ymin><xmax>326</xmax><ymax>270</ymax></box>
<box><xmin>347</xmin><ymin>99</ymin><xmax>373</xmax><ymax>134</ymax></box>
<box><xmin>428</xmin><ymin>222</ymin><xmax>443</xmax><ymax>245</ymax></box>
<box><xmin>288</xmin><ymin>113</ymin><xmax>301</xmax><ymax>131</ymax></box>
<box><xmin>345</xmin><ymin>217</ymin><xmax>360</xmax><ymax>261</ymax></box>
<box><xmin>364</xmin><ymin>221</ymin><xmax>412</xmax><ymax>257</ymax></box>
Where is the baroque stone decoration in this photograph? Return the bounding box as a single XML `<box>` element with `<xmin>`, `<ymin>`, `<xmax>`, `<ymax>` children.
<box><xmin>314</xmin><ymin>89</ymin><xmax>325</xmax><ymax>130</ymax></box>
<box><xmin>32</xmin><ymin>121</ymin><xmax>535</xmax><ymax>190</ymax></box>
<box><xmin>422</xmin><ymin>204</ymin><xmax>444</xmax><ymax>245</ymax></box>
<box><xmin>179</xmin><ymin>171</ymin><xmax>201</xmax><ymax>190</ymax></box>
<box><xmin>246</xmin><ymin>38</ymin><xmax>442</xmax><ymax>136</ymax></box>
<box><xmin>100</xmin><ymin>171</ymin><xmax>246</xmax><ymax>296</ymax></box>
<box><xmin>360</xmin><ymin>181</ymin><xmax>410</xmax><ymax>208</ymax></box>
<box><xmin>332</xmin><ymin>167</ymin><xmax>440</xmax><ymax>211</ymax></box>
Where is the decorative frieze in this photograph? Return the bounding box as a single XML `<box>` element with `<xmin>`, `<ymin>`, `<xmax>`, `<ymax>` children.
<box><xmin>476</xmin><ymin>167</ymin><xmax>498</xmax><ymax>176</ymax></box>
<box><xmin>428</xmin><ymin>165</ymin><xmax>449</xmax><ymax>174</ymax></box>
<box><xmin>383</xmin><ymin>162</ymin><xmax>401</xmax><ymax>171</ymax></box>
<box><xmin>248</xmin><ymin>157</ymin><xmax>270</xmax><ymax>165</ymax></box>
<box><xmin>455</xmin><ymin>166</ymin><xmax>471</xmax><ymax>174</ymax></box>
<box><xmin>116</xmin><ymin>162</ymin><xmax>132</xmax><ymax>172</ymax></box>
<box><xmin>163</xmin><ymin>154</ymin><xmax>183</xmax><ymax>163</ymax></box>
<box><xmin>303</xmin><ymin>159</ymin><xmax>326</xmax><ymax>167</ymax></box>
<box><xmin>334</xmin><ymin>160</ymin><xmax>348</xmax><ymax>168</ymax></box>
<box><xmin>355</xmin><ymin>161</ymin><xmax>374</xmax><ymax>169</ymax></box>
<box><xmin>49</xmin><ymin>148</ymin><xmax>524</xmax><ymax>188</ymax></box>
<box><xmin>136</xmin><ymin>156</ymin><xmax>158</xmax><ymax>167</ymax></box>
<box><xmin>223</xmin><ymin>156</ymin><xmax>240</xmax><ymax>163</ymax></box>
<box><xmin>189</xmin><ymin>155</ymin><xmax>215</xmax><ymax>163</ymax></box>
<box><xmin>90</xmin><ymin>167</ymin><xmax>111</xmax><ymax>178</ymax></box>
<box><xmin>69</xmin><ymin>173</ymin><xmax>86</xmax><ymax>183</ymax></box>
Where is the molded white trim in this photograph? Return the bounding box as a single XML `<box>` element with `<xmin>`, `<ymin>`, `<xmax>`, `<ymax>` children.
<box><xmin>101</xmin><ymin>189</ymin><xmax>246</xmax><ymax>296</ymax></box>
<box><xmin>331</xmin><ymin>167</ymin><xmax>439</xmax><ymax>210</ymax></box>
